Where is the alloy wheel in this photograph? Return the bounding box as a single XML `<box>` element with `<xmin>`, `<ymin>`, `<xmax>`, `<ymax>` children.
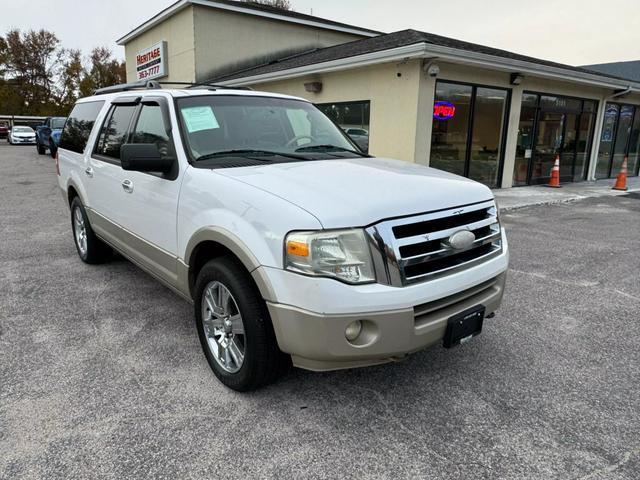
<box><xmin>201</xmin><ymin>281</ymin><xmax>246</xmax><ymax>374</ymax></box>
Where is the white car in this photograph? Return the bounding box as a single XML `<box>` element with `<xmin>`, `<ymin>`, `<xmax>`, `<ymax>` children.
<box><xmin>57</xmin><ymin>83</ymin><xmax>508</xmax><ymax>391</ymax></box>
<box><xmin>8</xmin><ymin>126</ymin><xmax>37</xmax><ymax>145</ymax></box>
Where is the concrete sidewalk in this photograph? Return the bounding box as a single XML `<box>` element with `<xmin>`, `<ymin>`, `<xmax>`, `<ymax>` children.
<box><xmin>494</xmin><ymin>176</ymin><xmax>640</xmax><ymax>211</ymax></box>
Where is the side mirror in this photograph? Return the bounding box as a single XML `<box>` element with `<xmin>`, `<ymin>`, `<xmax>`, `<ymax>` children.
<box><xmin>121</xmin><ymin>143</ymin><xmax>173</xmax><ymax>174</ymax></box>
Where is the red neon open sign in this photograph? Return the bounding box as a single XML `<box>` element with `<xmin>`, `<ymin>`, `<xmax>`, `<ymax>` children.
<box><xmin>434</xmin><ymin>101</ymin><xmax>456</xmax><ymax>120</ymax></box>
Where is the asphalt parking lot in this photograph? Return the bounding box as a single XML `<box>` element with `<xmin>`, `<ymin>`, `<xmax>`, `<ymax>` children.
<box><xmin>1</xmin><ymin>143</ymin><xmax>639</xmax><ymax>480</ymax></box>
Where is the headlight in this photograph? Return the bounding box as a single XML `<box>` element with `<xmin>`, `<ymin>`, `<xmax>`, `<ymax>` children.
<box><xmin>285</xmin><ymin>229</ymin><xmax>375</xmax><ymax>284</ymax></box>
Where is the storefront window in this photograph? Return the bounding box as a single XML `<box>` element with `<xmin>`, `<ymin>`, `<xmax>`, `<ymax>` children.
<box><xmin>430</xmin><ymin>81</ymin><xmax>508</xmax><ymax>187</ymax></box>
<box><xmin>596</xmin><ymin>103</ymin><xmax>639</xmax><ymax>179</ymax></box>
<box><xmin>513</xmin><ymin>92</ymin><xmax>597</xmax><ymax>186</ymax></box>
<box><xmin>316</xmin><ymin>101</ymin><xmax>370</xmax><ymax>153</ymax></box>
<box><xmin>628</xmin><ymin>113</ymin><xmax>640</xmax><ymax>176</ymax></box>
<box><xmin>469</xmin><ymin>88</ymin><xmax>509</xmax><ymax>186</ymax></box>
<box><xmin>430</xmin><ymin>83</ymin><xmax>472</xmax><ymax>177</ymax></box>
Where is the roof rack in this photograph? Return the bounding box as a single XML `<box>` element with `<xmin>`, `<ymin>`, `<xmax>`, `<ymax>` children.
<box><xmin>93</xmin><ymin>80</ymin><xmax>162</xmax><ymax>95</ymax></box>
<box><xmin>93</xmin><ymin>80</ymin><xmax>252</xmax><ymax>95</ymax></box>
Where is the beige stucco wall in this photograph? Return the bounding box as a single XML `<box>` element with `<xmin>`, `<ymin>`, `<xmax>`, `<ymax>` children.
<box><xmin>192</xmin><ymin>6</ymin><xmax>365</xmax><ymax>82</ymax></box>
<box><xmin>124</xmin><ymin>6</ymin><xmax>196</xmax><ymax>83</ymax></box>
<box><xmin>250</xmin><ymin>60</ymin><xmax>423</xmax><ymax>162</ymax></box>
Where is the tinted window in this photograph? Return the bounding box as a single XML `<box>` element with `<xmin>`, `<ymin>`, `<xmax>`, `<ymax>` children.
<box><xmin>59</xmin><ymin>101</ymin><xmax>105</xmax><ymax>153</ymax></box>
<box><xmin>95</xmin><ymin>105</ymin><xmax>136</xmax><ymax>160</ymax></box>
<box><xmin>131</xmin><ymin>105</ymin><xmax>175</xmax><ymax>159</ymax></box>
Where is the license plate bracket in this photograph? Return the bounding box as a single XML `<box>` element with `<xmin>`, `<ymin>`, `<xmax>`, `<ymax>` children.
<box><xmin>443</xmin><ymin>305</ymin><xmax>485</xmax><ymax>348</ymax></box>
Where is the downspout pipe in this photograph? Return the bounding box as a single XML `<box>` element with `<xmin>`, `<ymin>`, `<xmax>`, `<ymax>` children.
<box><xmin>610</xmin><ymin>85</ymin><xmax>633</xmax><ymax>99</ymax></box>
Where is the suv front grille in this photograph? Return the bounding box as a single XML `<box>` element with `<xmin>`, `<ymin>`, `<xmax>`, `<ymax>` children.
<box><xmin>365</xmin><ymin>200</ymin><xmax>502</xmax><ymax>286</ymax></box>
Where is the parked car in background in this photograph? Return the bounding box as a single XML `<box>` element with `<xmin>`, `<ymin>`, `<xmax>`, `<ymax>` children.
<box><xmin>57</xmin><ymin>84</ymin><xmax>508</xmax><ymax>392</ymax></box>
<box><xmin>345</xmin><ymin>128</ymin><xmax>369</xmax><ymax>153</ymax></box>
<box><xmin>36</xmin><ymin>117</ymin><xmax>67</xmax><ymax>155</ymax></box>
<box><xmin>8</xmin><ymin>126</ymin><xmax>37</xmax><ymax>145</ymax></box>
<box><xmin>0</xmin><ymin>121</ymin><xmax>10</xmax><ymax>139</ymax></box>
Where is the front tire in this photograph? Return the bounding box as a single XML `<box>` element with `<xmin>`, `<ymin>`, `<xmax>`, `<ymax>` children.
<box><xmin>36</xmin><ymin>141</ymin><xmax>46</xmax><ymax>155</ymax></box>
<box><xmin>194</xmin><ymin>257</ymin><xmax>290</xmax><ymax>391</ymax></box>
<box><xmin>70</xmin><ymin>197</ymin><xmax>112</xmax><ymax>264</ymax></box>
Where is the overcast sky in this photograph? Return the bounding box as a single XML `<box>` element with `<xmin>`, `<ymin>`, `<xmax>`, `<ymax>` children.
<box><xmin>1</xmin><ymin>0</ymin><xmax>638</xmax><ymax>66</ymax></box>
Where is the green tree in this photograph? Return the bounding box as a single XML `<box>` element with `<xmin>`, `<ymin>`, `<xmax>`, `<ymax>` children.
<box><xmin>0</xmin><ymin>29</ymin><xmax>126</xmax><ymax>115</ymax></box>
<box><xmin>79</xmin><ymin>47</ymin><xmax>126</xmax><ymax>98</ymax></box>
<box><xmin>1</xmin><ymin>29</ymin><xmax>63</xmax><ymax>115</ymax></box>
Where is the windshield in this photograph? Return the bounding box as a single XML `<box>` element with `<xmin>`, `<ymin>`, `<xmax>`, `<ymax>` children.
<box><xmin>51</xmin><ymin>118</ymin><xmax>67</xmax><ymax>129</ymax></box>
<box><xmin>176</xmin><ymin>95</ymin><xmax>362</xmax><ymax>164</ymax></box>
<box><xmin>13</xmin><ymin>127</ymin><xmax>34</xmax><ymax>133</ymax></box>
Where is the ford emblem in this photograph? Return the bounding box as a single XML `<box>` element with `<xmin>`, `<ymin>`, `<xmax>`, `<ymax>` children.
<box><xmin>445</xmin><ymin>230</ymin><xmax>476</xmax><ymax>250</ymax></box>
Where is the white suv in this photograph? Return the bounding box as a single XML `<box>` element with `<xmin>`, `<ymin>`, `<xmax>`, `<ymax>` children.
<box><xmin>56</xmin><ymin>83</ymin><xmax>508</xmax><ymax>391</ymax></box>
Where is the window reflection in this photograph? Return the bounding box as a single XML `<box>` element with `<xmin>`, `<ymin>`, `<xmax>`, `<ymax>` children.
<box><xmin>316</xmin><ymin>101</ymin><xmax>370</xmax><ymax>153</ymax></box>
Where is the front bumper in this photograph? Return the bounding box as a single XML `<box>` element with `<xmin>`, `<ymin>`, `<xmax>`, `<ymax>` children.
<box><xmin>256</xmin><ymin>231</ymin><xmax>509</xmax><ymax>371</ymax></box>
<box><xmin>11</xmin><ymin>137</ymin><xmax>36</xmax><ymax>144</ymax></box>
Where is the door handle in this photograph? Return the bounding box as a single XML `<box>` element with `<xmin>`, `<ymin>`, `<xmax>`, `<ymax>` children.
<box><xmin>85</xmin><ymin>167</ymin><xmax>93</xmax><ymax>178</ymax></box>
<box><xmin>122</xmin><ymin>179</ymin><xmax>134</xmax><ymax>194</ymax></box>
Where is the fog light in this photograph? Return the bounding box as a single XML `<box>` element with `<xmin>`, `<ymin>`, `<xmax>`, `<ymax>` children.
<box><xmin>345</xmin><ymin>320</ymin><xmax>363</xmax><ymax>342</ymax></box>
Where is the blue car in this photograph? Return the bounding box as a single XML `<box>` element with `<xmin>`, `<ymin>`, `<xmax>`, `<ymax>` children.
<box><xmin>35</xmin><ymin>117</ymin><xmax>67</xmax><ymax>156</ymax></box>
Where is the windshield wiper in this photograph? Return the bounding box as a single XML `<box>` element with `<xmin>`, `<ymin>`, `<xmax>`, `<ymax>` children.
<box><xmin>196</xmin><ymin>149</ymin><xmax>308</xmax><ymax>162</ymax></box>
<box><xmin>295</xmin><ymin>144</ymin><xmax>368</xmax><ymax>157</ymax></box>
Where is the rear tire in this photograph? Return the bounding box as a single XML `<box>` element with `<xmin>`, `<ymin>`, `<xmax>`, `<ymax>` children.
<box><xmin>70</xmin><ymin>197</ymin><xmax>112</xmax><ymax>264</ymax></box>
<box><xmin>194</xmin><ymin>257</ymin><xmax>290</xmax><ymax>391</ymax></box>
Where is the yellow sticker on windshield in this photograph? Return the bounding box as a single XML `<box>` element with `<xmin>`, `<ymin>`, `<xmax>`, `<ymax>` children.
<box><xmin>181</xmin><ymin>106</ymin><xmax>220</xmax><ymax>133</ymax></box>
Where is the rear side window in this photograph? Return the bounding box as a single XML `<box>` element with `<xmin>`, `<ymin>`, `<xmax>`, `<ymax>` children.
<box><xmin>95</xmin><ymin>105</ymin><xmax>137</xmax><ymax>161</ymax></box>
<box><xmin>59</xmin><ymin>101</ymin><xmax>105</xmax><ymax>153</ymax></box>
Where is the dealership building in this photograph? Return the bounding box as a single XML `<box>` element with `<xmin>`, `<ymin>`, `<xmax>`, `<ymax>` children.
<box><xmin>118</xmin><ymin>0</ymin><xmax>640</xmax><ymax>189</ymax></box>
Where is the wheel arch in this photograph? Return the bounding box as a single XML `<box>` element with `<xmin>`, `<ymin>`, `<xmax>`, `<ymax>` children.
<box><xmin>184</xmin><ymin>227</ymin><xmax>275</xmax><ymax>301</ymax></box>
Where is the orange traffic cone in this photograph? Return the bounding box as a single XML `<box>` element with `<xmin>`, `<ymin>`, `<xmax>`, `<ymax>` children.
<box><xmin>547</xmin><ymin>156</ymin><xmax>561</xmax><ymax>188</ymax></box>
<box><xmin>612</xmin><ymin>156</ymin><xmax>629</xmax><ymax>191</ymax></box>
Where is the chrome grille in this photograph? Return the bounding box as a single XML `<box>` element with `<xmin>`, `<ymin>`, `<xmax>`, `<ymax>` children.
<box><xmin>365</xmin><ymin>200</ymin><xmax>502</xmax><ymax>286</ymax></box>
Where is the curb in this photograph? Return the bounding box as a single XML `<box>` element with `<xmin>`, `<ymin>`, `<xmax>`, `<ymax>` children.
<box><xmin>498</xmin><ymin>188</ymin><xmax>640</xmax><ymax>213</ymax></box>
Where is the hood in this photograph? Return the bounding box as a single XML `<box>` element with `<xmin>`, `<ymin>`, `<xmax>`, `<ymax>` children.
<box><xmin>12</xmin><ymin>132</ymin><xmax>35</xmax><ymax>137</ymax></box>
<box><xmin>217</xmin><ymin>157</ymin><xmax>494</xmax><ymax>228</ymax></box>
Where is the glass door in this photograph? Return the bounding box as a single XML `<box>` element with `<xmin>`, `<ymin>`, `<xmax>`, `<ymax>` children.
<box><xmin>531</xmin><ymin>112</ymin><xmax>564</xmax><ymax>184</ymax></box>
<box><xmin>560</xmin><ymin>113</ymin><xmax>578</xmax><ymax>182</ymax></box>
<box><xmin>468</xmin><ymin>87</ymin><xmax>509</xmax><ymax>187</ymax></box>
<box><xmin>513</xmin><ymin>93</ymin><xmax>597</xmax><ymax>186</ymax></box>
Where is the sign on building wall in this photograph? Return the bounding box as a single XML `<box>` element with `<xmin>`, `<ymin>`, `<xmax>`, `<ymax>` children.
<box><xmin>136</xmin><ymin>41</ymin><xmax>168</xmax><ymax>81</ymax></box>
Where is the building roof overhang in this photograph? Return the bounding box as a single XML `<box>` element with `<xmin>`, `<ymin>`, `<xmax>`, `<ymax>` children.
<box><xmin>214</xmin><ymin>41</ymin><xmax>640</xmax><ymax>94</ymax></box>
<box><xmin>117</xmin><ymin>0</ymin><xmax>381</xmax><ymax>46</ymax></box>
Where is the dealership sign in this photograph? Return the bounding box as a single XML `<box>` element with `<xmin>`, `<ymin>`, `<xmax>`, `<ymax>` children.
<box><xmin>433</xmin><ymin>101</ymin><xmax>456</xmax><ymax>120</ymax></box>
<box><xmin>136</xmin><ymin>41</ymin><xmax>168</xmax><ymax>81</ymax></box>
